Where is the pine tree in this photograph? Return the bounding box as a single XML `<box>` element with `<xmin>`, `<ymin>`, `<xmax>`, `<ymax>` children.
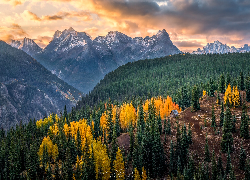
<box><xmin>169</xmin><ymin>140</ymin><xmax>175</xmax><ymax>174</ymax></box>
<box><xmin>211</xmin><ymin>104</ymin><xmax>216</xmax><ymax>128</ymax></box>
<box><xmin>240</xmin><ymin>104</ymin><xmax>249</xmax><ymax>139</ymax></box>
<box><xmin>217</xmin><ymin>154</ymin><xmax>224</xmax><ymax>178</ymax></box>
<box><xmin>157</xmin><ymin>114</ymin><xmax>162</xmax><ymax>134</ymax></box>
<box><xmin>245</xmin><ymin>75</ymin><xmax>250</xmax><ymax>102</ymax></box>
<box><xmin>219</xmin><ymin>73</ymin><xmax>226</xmax><ymax>94</ymax></box>
<box><xmin>221</xmin><ymin>107</ymin><xmax>233</xmax><ymax>153</ymax></box>
<box><xmin>204</xmin><ymin>136</ymin><xmax>211</xmax><ymax>162</ymax></box>
<box><xmin>226</xmin><ymin>148</ymin><xmax>231</xmax><ymax>175</ymax></box>
<box><xmin>217</xmin><ymin>93</ymin><xmax>221</xmax><ymax>105</ymax></box>
<box><xmin>232</xmin><ymin>115</ymin><xmax>236</xmax><ymax>133</ymax></box>
<box><xmin>229</xmin><ymin>165</ymin><xmax>236</xmax><ymax>180</ymax></box>
<box><xmin>245</xmin><ymin>159</ymin><xmax>250</xmax><ymax>180</ymax></box>
<box><xmin>239</xmin><ymin>71</ymin><xmax>245</xmax><ymax>91</ymax></box>
<box><xmin>191</xmin><ymin>85</ymin><xmax>200</xmax><ymax>112</ymax></box>
<box><xmin>220</xmin><ymin>103</ymin><xmax>224</xmax><ymax>127</ymax></box>
<box><xmin>239</xmin><ymin>144</ymin><xmax>246</xmax><ymax>170</ymax></box>
<box><xmin>211</xmin><ymin>150</ymin><xmax>217</xmax><ymax>180</ymax></box>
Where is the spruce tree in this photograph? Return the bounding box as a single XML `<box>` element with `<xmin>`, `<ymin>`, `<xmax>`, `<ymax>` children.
<box><xmin>245</xmin><ymin>159</ymin><xmax>250</xmax><ymax>180</ymax></box>
<box><xmin>217</xmin><ymin>154</ymin><xmax>224</xmax><ymax>177</ymax></box>
<box><xmin>220</xmin><ymin>103</ymin><xmax>224</xmax><ymax>127</ymax></box>
<box><xmin>211</xmin><ymin>150</ymin><xmax>217</xmax><ymax>180</ymax></box>
<box><xmin>240</xmin><ymin>104</ymin><xmax>249</xmax><ymax>139</ymax></box>
<box><xmin>191</xmin><ymin>85</ymin><xmax>200</xmax><ymax>112</ymax></box>
<box><xmin>221</xmin><ymin>107</ymin><xmax>233</xmax><ymax>153</ymax></box>
<box><xmin>211</xmin><ymin>104</ymin><xmax>216</xmax><ymax>128</ymax></box>
<box><xmin>204</xmin><ymin>136</ymin><xmax>211</xmax><ymax>162</ymax></box>
<box><xmin>226</xmin><ymin>148</ymin><xmax>231</xmax><ymax>175</ymax></box>
<box><xmin>239</xmin><ymin>144</ymin><xmax>246</xmax><ymax>170</ymax></box>
<box><xmin>239</xmin><ymin>71</ymin><xmax>245</xmax><ymax>91</ymax></box>
<box><xmin>219</xmin><ymin>73</ymin><xmax>226</xmax><ymax>94</ymax></box>
<box><xmin>232</xmin><ymin>115</ymin><xmax>236</xmax><ymax>133</ymax></box>
<box><xmin>245</xmin><ymin>75</ymin><xmax>250</xmax><ymax>102</ymax></box>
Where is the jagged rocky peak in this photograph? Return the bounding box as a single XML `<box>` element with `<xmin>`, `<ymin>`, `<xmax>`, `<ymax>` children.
<box><xmin>192</xmin><ymin>40</ymin><xmax>239</xmax><ymax>54</ymax></box>
<box><xmin>53</xmin><ymin>30</ymin><xmax>62</xmax><ymax>39</ymax></box>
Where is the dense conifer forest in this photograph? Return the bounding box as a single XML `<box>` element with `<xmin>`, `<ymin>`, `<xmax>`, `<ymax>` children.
<box><xmin>0</xmin><ymin>53</ymin><xmax>250</xmax><ymax>179</ymax></box>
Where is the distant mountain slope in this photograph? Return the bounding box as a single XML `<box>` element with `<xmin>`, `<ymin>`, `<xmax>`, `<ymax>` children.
<box><xmin>31</xmin><ymin>28</ymin><xmax>181</xmax><ymax>93</ymax></box>
<box><xmin>0</xmin><ymin>41</ymin><xmax>82</xmax><ymax>130</ymax></box>
<box><xmin>11</xmin><ymin>37</ymin><xmax>42</xmax><ymax>57</ymax></box>
<box><xmin>77</xmin><ymin>52</ymin><xmax>250</xmax><ymax>108</ymax></box>
<box><xmin>192</xmin><ymin>40</ymin><xmax>250</xmax><ymax>54</ymax></box>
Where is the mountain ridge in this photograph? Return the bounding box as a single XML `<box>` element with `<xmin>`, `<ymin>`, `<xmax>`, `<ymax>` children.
<box><xmin>0</xmin><ymin>41</ymin><xmax>82</xmax><ymax>130</ymax></box>
<box><xmin>26</xmin><ymin>27</ymin><xmax>181</xmax><ymax>93</ymax></box>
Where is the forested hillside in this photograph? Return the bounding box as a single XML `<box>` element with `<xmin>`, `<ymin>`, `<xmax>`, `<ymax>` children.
<box><xmin>77</xmin><ymin>53</ymin><xmax>250</xmax><ymax>110</ymax></box>
<box><xmin>0</xmin><ymin>41</ymin><xmax>82</xmax><ymax>130</ymax></box>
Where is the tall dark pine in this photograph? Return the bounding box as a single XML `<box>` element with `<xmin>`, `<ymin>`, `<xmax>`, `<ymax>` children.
<box><xmin>245</xmin><ymin>75</ymin><xmax>250</xmax><ymax>102</ymax></box>
<box><xmin>239</xmin><ymin>144</ymin><xmax>246</xmax><ymax>170</ymax></box>
<box><xmin>220</xmin><ymin>103</ymin><xmax>224</xmax><ymax>127</ymax></box>
<box><xmin>204</xmin><ymin>136</ymin><xmax>211</xmax><ymax>162</ymax></box>
<box><xmin>221</xmin><ymin>107</ymin><xmax>233</xmax><ymax>153</ymax></box>
<box><xmin>191</xmin><ymin>85</ymin><xmax>200</xmax><ymax>112</ymax></box>
<box><xmin>240</xmin><ymin>104</ymin><xmax>249</xmax><ymax>139</ymax></box>
<box><xmin>211</xmin><ymin>105</ymin><xmax>216</xmax><ymax>128</ymax></box>
<box><xmin>239</xmin><ymin>71</ymin><xmax>245</xmax><ymax>91</ymax></box>
<box><xmin>219</xmin><ymin>73</ymin><xmax>226</xmax><ymax>93</ymax></box>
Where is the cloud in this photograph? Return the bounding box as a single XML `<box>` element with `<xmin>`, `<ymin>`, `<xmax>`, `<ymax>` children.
<box><xmin>0</xmin><ymin>24</ymin><xmax>28</xmax><ymax>43</ymax></box>
<box><xmin>2</xmin><ymin>0</ymin><xmax>25</xmax><ymax>6</ymax></box>
<box><xmin>23</xmin><ymin>10</ymin><xmax>92</xmax><ymax>21</ymax></box>
<box><xmin>174</xmin><ymin>40</ymin><xmax>203</xmax><ymax>48</ymax></box>
<box><xmin>34</xmin><ymin>36</ymin><xmax>52</xmax><ymax>48</ymax></box>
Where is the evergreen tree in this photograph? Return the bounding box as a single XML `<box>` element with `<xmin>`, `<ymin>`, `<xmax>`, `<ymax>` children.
<box><xmin>239</xmin><ymin>144</ymin><xmax>247</xmax><ymax>170</ymax></box>
<box><xmin>232</xmin><ymin>115</ymin><xmax>236</xmax><ymax>133</ymax></box>
<box><xmin>217</xmin><ymin>93</ymin><xmax>221</xmax><ymax>105</ymax></box>
<box><xmin>245</xmin><ymin>75</ymin><xmax>250</xmax><ymax>102</ymax></box>
<box><xmin>208</xmin><ymin>78</ymin><xmax>215</xmax><ymax>96</ymax></box>
<box><xmin>217</xmin><ymin>154</ymin><xmax>224</xmax><ymax>178</ymax></box>
<box><xmin>219</xmin><ymin>73</ymin><xmax>226</xmax><ymax>94</ymax></box>
<box><xmin>191</xmin><ymin>85</ymin><xmax>200</xmax><ymax>112</ymax></box>
<box><xmin>211</xmin><ymin>104</ymin><xmax>216</xmax><ymax>128</ymax></box>
<box><xmin>226</xmin><ymin>148</ymin><xmax>231</xmax><ymax>175</ymax></box>
<box><xmin>221</xmin><ymin>107</ymin><xmax>233</xmax><ymax>153</ymax></box>
<box><xmin>157</xmin><ymin>114</ymin><xmax>162</xmax><ymax>134</ymax></box>
<box><xmin>220</xmin><ymin>103</ymin><xmax>224</xmax><ymax>127</ymax></box>
<box><xmin>211</xmin><ymin>150</ymin><xmax>217</xmax><ymax>180</ymax></box>
<box><xmin>245</xmin><ymin>159</ymin><xmax>250</xmax><ymax>180</ymax></box>
<box><xmin>204</xmin><ymin>136</ymin><xmax>211</xmax><ymax>162</ymax></box>
<box><xmin>240</xmin><ymin>104</ymin><xmax>249</xmax><ymax>139</ymax></box>
<box><xmin>239</xmin><ymin>71</ymin><xmax>245</xmax><ymax>91</ymax></box>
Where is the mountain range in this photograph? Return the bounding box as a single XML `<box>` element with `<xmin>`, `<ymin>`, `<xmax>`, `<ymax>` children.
<box><xmin>192</xmin><ymin>40</ymin><xmax>250</xmax><ymax>54</ymax></box>
<box><xmin>0</xmin><ymin>41</ymin><xmax>82</xmax><ymax>130</ymax></box>
<box><xmin>11</xmin><ymin>28</ymin><xmax>181</xmax><ymax>93</ymax></box>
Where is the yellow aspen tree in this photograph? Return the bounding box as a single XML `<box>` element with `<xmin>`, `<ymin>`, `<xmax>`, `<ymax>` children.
<box><xmin>92</xmin><ymin>140</ymin><xmax>111</xmax><ymax>180</ymax></box>
<box><xmin>141</xmin><ymin>167</ymin><xmax>147</xmax><ymax>180</ymax></box>
<box><xmin>134</xmin><ymin>167</ymin><xmax>141</xmax><ymax>180</ymax></box>
<box><xmin>119</xmin><ymin>102</ymin><xmax>136</xmax><ymax>129</ymax></box>
<box><xmin>203</xmin><ymin>90</ymin><xmax>207</xmax><ymax>97</ymax></box>
<box><xmin>38</xmin><ymin>136</ymin><xmax>58</xmax><ymax>162</ymax></box>
<box><xmin>49</xmin><ymin>123</ymin><xmax>59</xmax><ymax>136</ymax></box>
<box><xmin>113</xmin><ymin>147</ymin><xmax>125</xmax><ymax>180</ymax></box>
<box><xmin>224</xmin><ymin>84</ymin><xmax>232</xmax><ymax>106</ymax></box>
<box><xmin>232</xmin><ymin>86</ymin><xmax>240</xmax><ymax>107</ymax></box>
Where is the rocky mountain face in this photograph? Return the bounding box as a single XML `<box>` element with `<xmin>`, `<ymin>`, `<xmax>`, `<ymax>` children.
<box><xmin>192</xmin><ymin>40</ymin><xmax>250</xmax><ymax>54</ymax></box>
<box><xmin>31</xmin><ymin>28</ymin><xmax>181</xmax><ymax>93</ymax></box>
<box><xmin>11</xmin><ymin>37</ymin><xmax>42</xmax><ymax>57</ymax></box>
<box><xmin>0</xmin><ymin>41</ymin><xmax>82</xmax><ymax>130</ymax></box>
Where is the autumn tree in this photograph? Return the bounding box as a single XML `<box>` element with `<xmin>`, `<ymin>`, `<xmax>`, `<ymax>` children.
<box><xmin>224</xmin><ymin>84</ymin><xmax>232</xmax><ymax>107</ymax></box>
<box><xmin>232</xmin><ymin>86</ymin><xmax>240</xmax><ymax>107</ymax></box>
<box><xmin>113</xmin><ymin>148</ymin><xmax>125</xmax><ymax>180</ymax></box>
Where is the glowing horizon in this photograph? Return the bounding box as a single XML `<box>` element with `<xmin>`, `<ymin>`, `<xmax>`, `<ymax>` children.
<box><xmin>1</xmin><ymin>0</ymin><xmax>250</xmax><ymax>52</ymax></box>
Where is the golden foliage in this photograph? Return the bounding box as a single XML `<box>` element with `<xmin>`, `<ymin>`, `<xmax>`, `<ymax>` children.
<box><xmin>119</xmin><ymin>102</ymin><xmax>137</xmax><ymax>129</ymax></box>
<box><xmin>141</xmin><ymin>167</ymin><xmax>147</xmax><ymax>180</ymax></box>
<box><xmin>224</xmin><ymin>84</ymin><xmax>232</xmax><ymax>105</ymax></box>
<box><xmin>232</xmin><ymin>86</ymin><xmax>240</xmax><ymax>107</ymax></box>
<box><xmin>134</xmin><ymin>167</ymin><xmax>141</xmax><ymax>180</ymax></box>
<box><xmin>203</xmin><ymin>90</ymin><xmax>207</xmax><ymax>97</ymax></box>
<box><xmin>92</xmin><ymin>140</ymin><xmax>111</xmax><ymax>180</ymax></box>
<box><xmin>38</xmin><ymin>136</ymin><xmax>58</xmax><ymax>162</ymax></box>
<box><xmin>113</xmin><ymin>147</ymin><xmax>125</xmax><ymax>180</ymax></box>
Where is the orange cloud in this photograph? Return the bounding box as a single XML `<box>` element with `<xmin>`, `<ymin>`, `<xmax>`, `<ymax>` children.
<box><xmin>34</xmin><ymin>36</ymin><xmax>52</xmax><ymax>48</ymax></box>
<box><xmin>23</xmin><ymin>10</ymin><xmax>92</xmax><ymax>21</ymax></box>
<box><xmin>0</xmin><ymin>24</ymin><xmax>28</xmax><ymax>43</ymax></box>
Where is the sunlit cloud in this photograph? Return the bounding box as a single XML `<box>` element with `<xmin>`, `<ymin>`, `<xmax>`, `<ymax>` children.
<box><xmin>0</xmin><ymin>24</ymin><xmax>28</xmax><ymax>43</ymax></box>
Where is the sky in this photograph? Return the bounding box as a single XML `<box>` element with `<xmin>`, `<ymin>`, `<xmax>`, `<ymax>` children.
<box><xmin>1</xmin><ymin>0</ymin><xmax>250</xmax><ymax>52</ymax></box>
